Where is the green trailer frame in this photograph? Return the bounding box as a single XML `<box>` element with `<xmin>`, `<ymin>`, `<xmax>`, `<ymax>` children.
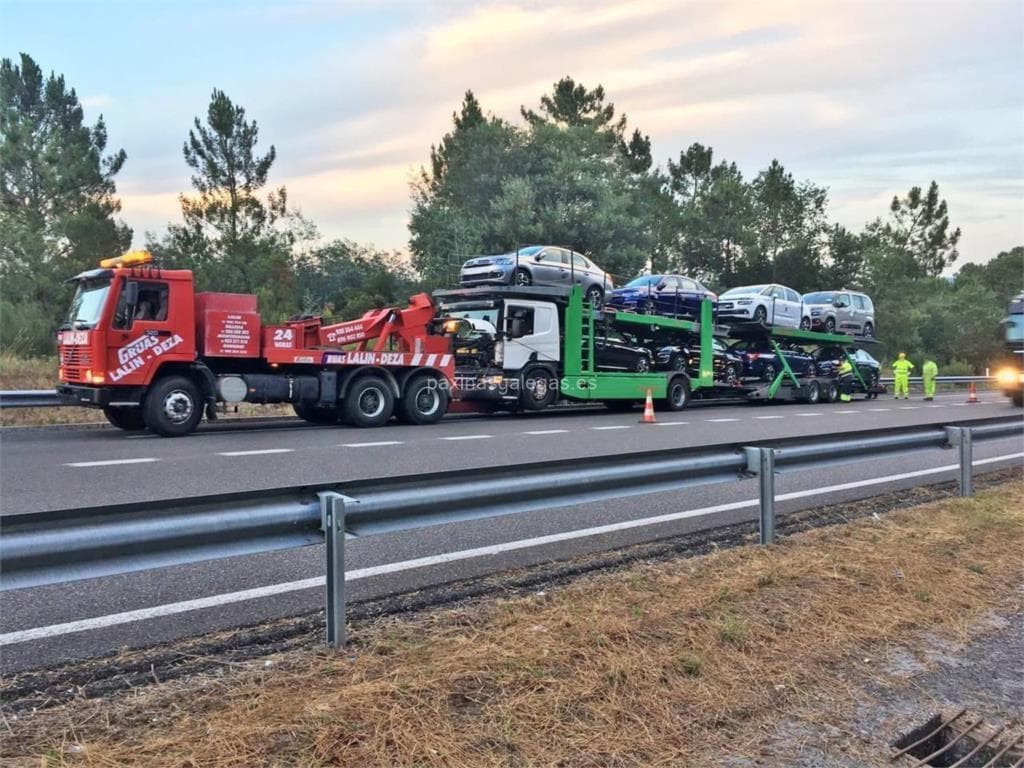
<box><xmin>559</xmin><ymin>286</ymin><xmax>715</xmax><ymax>401</ymax></box>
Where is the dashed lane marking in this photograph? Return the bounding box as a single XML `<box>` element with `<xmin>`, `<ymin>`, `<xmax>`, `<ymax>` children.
<box><xmin>655</xmin><ymin>421</ymin><xmax>689</xmax><ymax>426</ymax></box>
<box><xmin>65</xmin><ymin>457</ymin><xmax>159</xmax><ymax>467</ymax></box>
<box><xmin>439</xmin><ymin>435</ymin><xmax>493</xmax><ymax>441</ymax></box>
<box><xmin>9</xmin><ymin>450</ymin><xmax>1020</xmax><ymax>646</ymax></box>
<box><xmin>898</xmin><ymin>406</ymin><xmax>920</xmax><ymax>410</ymax></box>
<box><xmin>834</xmin><ymin>410</ymin><xmax>858</xmax><ymax>414</ymax></box>
<box><xmin>755</xmin><ymin>415</ymin><xmax>785</xmax><ymax>419</ymax></box>
<box><xmin>217</xmin><ymin>449</ymin><xmax>294</xmax><ymax>457</ymax></box>
<box><xmin>341</xmin><ymin>441</ymin><xmax>403</xmax><ymax>448</ymax></box>
<box><xmin>868</xmin><ymin>408</ymin><xmax>891</xmax><ymax>412</ymax></box>
<box><xmin>706</xmin><ymin>418</ymin><xmax>739</xmax><ymax>423</ymax></box>
<box><xmin>522</xmin><ymin>429</ymin><xmax>570</xmax><ymax>435</ymax></box>
<box><xmin>592</xmin><ymin>425</ymin><xmax>631</xmax><ymax>430</ymax></box>
<box><xmin>797</xmin><ymin>412</ymin><xmax>822</xmax><ymax>417</ymax></box>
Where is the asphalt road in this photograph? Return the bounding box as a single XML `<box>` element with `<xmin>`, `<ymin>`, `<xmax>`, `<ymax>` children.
<box><xmin>0</xmin><ymin>392</ymin><xmax>1021</xmax><ymax>672</ymax></box>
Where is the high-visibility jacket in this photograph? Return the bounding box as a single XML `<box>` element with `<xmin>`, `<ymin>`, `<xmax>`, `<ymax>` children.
<box><xmin>838</xmin><ymin>360</ymin><xmax>853</xmax><ymax>376</ymax></box>
<box><xmin>922</xmin><ymin>361</ymin><xmax>937</xmax><ymax>379</ymax></box>
<box><xmin>892</xmin><ymin>359</ymin><xmax>914</xmax><ymax>377</ymax></box>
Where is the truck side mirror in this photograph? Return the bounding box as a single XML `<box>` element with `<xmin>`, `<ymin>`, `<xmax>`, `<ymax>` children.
<box><xmin>124</xmin><ymin>281</ymin><xmax>139</xmax><ymax>310</ymax></box>
<box><xmin>115</xmin><ymin>280</ymin><xmax>140</xmax><ymax>327</ymax></box>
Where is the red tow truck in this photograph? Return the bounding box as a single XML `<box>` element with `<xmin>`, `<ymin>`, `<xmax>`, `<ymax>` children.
<box><xmin>57</xmin><ymin>251</ymin><xmax>454</xmax><ymax>435</ymax></box>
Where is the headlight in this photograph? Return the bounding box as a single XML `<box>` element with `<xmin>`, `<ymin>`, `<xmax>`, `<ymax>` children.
<box><xmin>493</xmin><ymin>257</ymin><xmax>515</xmax><ymax>265</ymax></box>
<box><xmin>811</xmin><ymin>309</ymin><xmax>822</xmax><ymax>315</ymax></box>
<box><xmin>737</xmin><ymin>300</ymin><xmax>752</xmax><ymax>305</ymax></box>
<box><xmin>996</xmin><ymin>368</ymin><xmax>1020</xmax><ymax>386</ymax></box>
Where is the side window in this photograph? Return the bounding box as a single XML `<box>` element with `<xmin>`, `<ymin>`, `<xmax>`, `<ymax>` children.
<box><xmin>662</xmin><ymin>277</ymin><xmax>679</xmax><ymax>290</ymax></box>
<box><xmin>852</xmin><ymin>295</ymin><xmax>865</xmax><ymax>310</ymax></box>
<box><xmin>680</xmin><ymin>278</ymin><xmax>698</xmax><ymax>291</ymax></box>
<box><xmin>505</xmin><ymin>307</ymin><xmax>535</xmax><ymax>339</ymax></box>
<box><xmin>838</xmin><ymin>292</ymin><xmax>852</xmax><ymax>307</ymax></box>
<box><xmin>770</xmin><ymin>286</ymin><xmax>785</xmax><ymax>299</ymax></box>
<box><xmin>572</xmin><ymin>253</ymin><xmax>588</xmax><ymax>269</ymax></box>
<box><xmin>786</xmin><ymin>289</ymin><xmax>800</xmax><ymax>303</ymax></box>
<box><xmin>862</xmin><ymin>296</ymin><xmax>874</xmax><ymax>312</ymax></box>
<box><xmin>557</xmin><ymin>249</ymin><xmax>571</xmax><ymax>265</ymax></box>
<box><xmin>113</xmin><ymin>281</ymin><xmax>169</xmax><ymax>329</ymax></box>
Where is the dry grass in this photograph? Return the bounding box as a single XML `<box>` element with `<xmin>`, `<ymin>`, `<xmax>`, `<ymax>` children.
<box><xmin>4</xmin><ymin>483</ymin><xmax>1023</xmax><ymax>767</ymax></box>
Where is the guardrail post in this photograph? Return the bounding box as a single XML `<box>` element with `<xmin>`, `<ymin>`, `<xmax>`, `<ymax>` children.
<box><xmin>744</xmin><ymin>447</ymin><xmax>777</xmax><ymax>544</ymax></box>
<box><xmin>958</xmin><ymin>428</ymin><xmax>974</xmax><ymax>497</ymax></box>
<box><xmin>318</xmin><ymin>491</ymin><xmax>346</xmax><ymax>648</ymax></box>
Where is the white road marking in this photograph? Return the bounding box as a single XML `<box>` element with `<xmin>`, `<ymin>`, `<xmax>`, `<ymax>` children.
<box><xmin>217</xmin><ymin>449</ymin><xmax>294</xmax><ymax>457</ymax></box>
<box><xmin>65</xmin><ymin>457</ymin><xmax>159</xmax><ymax>468</ymax></box>
<box><xmin>8</xmin><ymin>450</ymin><xmax>1020</xmax><ymax>646</ymax></box>
<box><xmin>655</xmin><ymin>421</ymin><xmax>689</xmax><ymax>426</ymax></box>
<box><xmin>869</xmin><ymin>408</ymin><xmax>891</xmax><ymax>412</ymax></box>
<box><xmin>834</xmin><ymin>410</ymin><xmax>858</xmax><ymax>414</ymax></box>
<box><xmin>927</xmin><ymin>405</ymin><xmax>947</xmax><ymax>408</ymax></box>
<box><xmin>898</xmin><ymin>406</ymin><xmax>919</xmax><ymax>410</ymax></box>
<box><xmin>522</xmin><ymin>429</ymin><xmax>569</xmax><ymax>435</ymax></box>
<box><xmin>755</xmin><ymin>415</ymin><xmax>785</xmax><ymax>420</ymax></box>
<box><xmin>341</xmin><ymin>441</ymin><xmax>403</xmax><ymax>448</ymax></box>
<box><xmin>124</xmin><ymin>435</ymin><xmax>156</xmax><ymax>440</ymax></box>
<box><xmin>706</xmin><ymin>418</ymin><xmax>739</xmax><ymax>423</ymax></box>
<box><xmin>797</xmin><ymin>412</ymin><xmax>822</xmax><ymax>417</ymax></box>
<box><xmin>439</xmin><ymin>434</ymin><xmax>492</xmax><ymax>441</ymax></box>
<box><xmin>592</xmin><ymin>425</ymin><xmax>630</xmax><ymax>430</ymax></box>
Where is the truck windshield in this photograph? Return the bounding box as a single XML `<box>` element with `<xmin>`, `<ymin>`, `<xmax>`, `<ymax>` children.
<box><xmin>64</xmin><ymin>278</ymin><xmax>112</xmax><ymax>330</ymax></box>
<box><xmin>1005</xmin><ymin>312</ymin><xmax>1024</xmax><ymax>343</ymax></box>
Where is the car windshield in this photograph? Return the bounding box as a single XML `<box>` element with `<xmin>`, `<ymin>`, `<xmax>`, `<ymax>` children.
<box><xmin>802</xmin><ymin>292</ymin><xmax>835</xmax><ymax>304</ymax></box>
<box><xmin>64</xmin><ymin>278</ymin><xmax>112</xmax><ymax>329</ymax></box>
<box><xmin>722</xmin><ymin>285</ymin><xmax>768</xmax><ymax>297</ymax></box>
<box><xmin>624</xmin><ymin>276</ymin><xmax>661</xmax><ymax>288</ymax></box>
<box><xmin>509</xmin><ymin>246</ymin><xmax>544</xmax><ymax>257</ymax></box>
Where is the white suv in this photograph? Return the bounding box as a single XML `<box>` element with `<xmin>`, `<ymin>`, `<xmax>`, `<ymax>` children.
<box><xmin>718</xmin><ymin>284</ymin><xmax>808</xmax><ymax>329</ymax></box>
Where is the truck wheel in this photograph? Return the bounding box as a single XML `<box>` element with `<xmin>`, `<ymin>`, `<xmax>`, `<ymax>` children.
<box><xmin>143</xmin><ymin>376</ymin><xmax>203</xmax><ymax>437</ymax></box>
<box><xmin>341</xmin><ymin>376</ymin><xmax>394</xmax><ymax>427</ymax></box>
<box><xmin>663</xmin><ymin>376</ymin><xmax>690</xmax><ymax>411</ymax></box>
<box><xmin>521</xmin><ymin>366</ymin><xmax>556</xmax><ymax>411</ymax></box>
<box><xmin>103</xmin><ymin>406</ymin><xmax>146</xmax><ymax>431</ymax></box>
<box><xmin>801</xmin><ymin>379</ymin><xmax>821</xmax><ymax>404</ymax></box>
<box><xmin>824</xmin><ymin>381</ymin><xmax>839</xmax><ymax>403</ymax></box>
<box><xmin>396</xmin><ymin>374</ymin><xmax>449</xmax><ymax>425</ymax></box>
<box><xmin>293</xmin><ymin>402</ymin><xmax>339</xmax><ymax>425</ymax></box>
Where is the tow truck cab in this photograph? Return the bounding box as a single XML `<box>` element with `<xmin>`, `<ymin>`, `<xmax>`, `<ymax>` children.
<box><xmin>57</xmin><ymin>255</ymin><xmax>198</xmax><ymax>404</ymax></box>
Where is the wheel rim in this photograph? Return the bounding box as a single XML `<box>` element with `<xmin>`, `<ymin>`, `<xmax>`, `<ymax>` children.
<box><xmin>825</xmin><ymin>319</ymin><xmax>835</xmax><ymax>333</ymax></box>
<box><xmin>755</xmin><ymin>307</ymin><xmax>767</xmax><ymax>323</ymax></box>
<box><xmin>414</xmin><ymin>386</ymin><xmax>440</xmax><ymax>416</ymax></box>
<box><xmin>527</xmin><ymin>376</ymin><xmax>549</xmax><ymax>402</ymax></box>
<box><xmin>514</xmin><ymin>270</ymin><xmax>531</xmax><ymax>286</ymax></box>
<box><xmin>163</xmin><ymin>390</ymin><xmax>194</xmax><ymax>424</ymax></box>
<box><xmin>670</xmin><ymin>382</ymin><xmax>687</xmax><ymax>407</ymax></box>
<box><xmin>637</xmin><ymin>358</ymin><xmax>650</xmax><ymax>373</ymax></box>
<box><xmin>643</xmin><ymin>300</ymin><xmax>655</xmax><ymax>314</ymax></box>
<box><xmin>726</xmin><ymin>365</ymin><xmax>737</xmax><ymax>383</ymax></box>
<box><xmin>864</xmin><ymin>324</ymin><xmax>873</xmax><ymax>338</ymax></box>
<box><xmin>800</xmin><ymin>318</ymin><xmax>810</xmax><ymax>330</ymax></box>
<box><xmin>359</xmin><ymin>386</ymin><xmax>386</xmax><ymax>418</ymax></box>
<box><xmin>586</xmin><ymin>288</ymin><xmax>601</xmax><ymax>306</ymax></box>
<box><xmin>765</xmin><ymin>364</ymin><xmax>776</xmax><ymax>380</ymax></box>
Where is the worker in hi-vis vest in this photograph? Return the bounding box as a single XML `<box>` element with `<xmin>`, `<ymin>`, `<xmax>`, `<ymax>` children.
<box><xmin>922</xmin><ymin>359</ymin><xmax>938</xmax><ymax>401</ymax></box>
<box><xmin>837</xmin><ymin>358</ymin><xmax>854</xmax><ymax>402</ymax></box>
<box><xmin>892</xmin><ymin>352</ymin><xmax>914</xmax><ymax>399</ymax></box>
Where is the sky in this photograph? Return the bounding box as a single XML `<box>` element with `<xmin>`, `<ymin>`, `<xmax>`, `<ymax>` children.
<box><xmin>2</xmin><ymin>0</ymin><xmax>1022</xmax><ymax>271</ymax></box>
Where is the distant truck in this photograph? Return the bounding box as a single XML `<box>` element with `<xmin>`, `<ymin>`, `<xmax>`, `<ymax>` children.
<box><xmin>997</xmin><ymin>293</ymin><xmax>1024</xmax><ymax>406</ymax></box>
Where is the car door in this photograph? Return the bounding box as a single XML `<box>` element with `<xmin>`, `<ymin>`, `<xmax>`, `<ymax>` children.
<box><xmin>570</xmin><ymin>251</ymin><xmax>592</xmax><ymax>287</ymax></box>
<box><xmin>767</xmin><ymin>286</ymin><xmax>787</xmax><ymax>325</ymax></box>
<box><xmin>654</xmin><ymin>276</ymin><xmax>680</xmax><ymax>315</ymax></box>
<box><xmin>784</xmin><ymin>288</ymin><xmax>801</xmax><ymax>328</ymax></box>
<box><xmin>835</xmin><ymin>292</ymin><xmax>854</xmax><ymax>332</ymax></box>
<box><xmin>677</xmin><ymin>277</ymin><xmax>701</xmax><ymax>316</ymax></box>
<box><xmin>850</xmin><ymin>295</ymin><xmax>867</xmax><ymax>333</ymax></box>
<box><xmin>533</xmin><ymin>248</ymin><xmax>570</xmax><ymax>286</ymax></box>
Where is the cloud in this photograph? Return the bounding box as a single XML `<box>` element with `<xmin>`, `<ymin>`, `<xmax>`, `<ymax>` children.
<box><xmin>106</xmin><ymin>0</ymin><xmax>1021</xmax><ymax>262</ymax></box>
<box><xmin>80</xmin><ymin>94</ymin><xmax>113</xmax><ymax>110</ymax></box>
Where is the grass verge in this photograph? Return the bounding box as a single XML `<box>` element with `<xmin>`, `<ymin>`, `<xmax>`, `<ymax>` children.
<box><xmin>4</xmin><ymin>481</ymin><xmax>1022</xmax><ymax>767</ymax></box>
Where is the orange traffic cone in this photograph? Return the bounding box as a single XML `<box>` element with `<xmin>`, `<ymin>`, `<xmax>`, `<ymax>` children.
<box><xmin>641</xmin><ymin>389</ymin><xmax>656</xmax><ymax>423</ymax></box>
<box><xmin>966</xmin><ymin>383</ymin><xmax>979</xmax><ymax>404</ymax></box>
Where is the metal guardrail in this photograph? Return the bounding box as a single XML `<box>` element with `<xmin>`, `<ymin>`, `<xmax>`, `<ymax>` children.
<box><xmin>0</xmin><ymin>390</ymin><xmax>62</xmax><ymax>408</ymax></box>
<box><xmin>1</xmin><ymin>416</ymin><xmax>1020</xmax><ymax>647</ymax></box>
<box><xmin>0</xmin><ymin>377</ymin><xmax>998</xmax><ymax>409</ymax></box>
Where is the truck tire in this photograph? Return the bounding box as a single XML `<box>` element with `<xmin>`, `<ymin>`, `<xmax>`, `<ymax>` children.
<box><xmin>521</xmin><ymin>366</ymin><xmax>557</xmax><ymax>411</ymax></box>
<box><xmin>824</xmin><ymin>380</ymin><xmax>839</xmax><ymax>403</ymax></box>
<box><xmin>663</xmin><ymin>375</ymin><xmax>691</xmax><ymax>411</ymax></box>
<box><xmin>293</xmin><ymin>402</ymin><xmax>339</xmax><ymax>425</ymax></box>
<box><xmin>143</xmin><ymin>376</ymin><xmax>203</xmax><ymax>437</ymax></box>
<box><xmin>800</xmin><ymin>379</ymin><xmax>821</xmax><ymax>404</ymax></box>
<box><xmin>103</xmin><ymin>406</ymin><xmax>146</xmax><ymax>431</ymax></box>
<box><xmin>341</xmin><ymin>375</ymin><xmax>394</xmax><ymax>427</ymax></box>
<box><xmin>395</xmin><ymin>374</ymin><xmax>449</xmax><ymax>425</ymax></box>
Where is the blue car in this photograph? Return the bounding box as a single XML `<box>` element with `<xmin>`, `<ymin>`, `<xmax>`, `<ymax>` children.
<box><xmin>729</xmin><ymin>339</ymin><xmax>814</xmax><ymax>381</ymax></box>
<box><xmin>607</xmin><ymin>274</ymin><xmax>717</xmax><ymax>319</ymax></box>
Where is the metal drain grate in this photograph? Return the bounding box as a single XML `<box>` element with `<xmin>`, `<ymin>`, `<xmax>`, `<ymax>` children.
<box><xmin>891</xmin><ymin>709</ymin><xmax>1024</xmax><ymax>767</ymax></box>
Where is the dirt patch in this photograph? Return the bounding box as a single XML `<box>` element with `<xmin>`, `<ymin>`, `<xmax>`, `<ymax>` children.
<box><xmin>3</xmin><ymin>478</ymin><xmax>1022</xmax><ymax>766</ymax></box>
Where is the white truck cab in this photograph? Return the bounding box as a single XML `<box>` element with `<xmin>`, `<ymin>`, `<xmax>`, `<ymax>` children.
<box><xmin>500</xmin><ymin>299</ymin><xmax>561</xmax><ymax>371</ymax></box>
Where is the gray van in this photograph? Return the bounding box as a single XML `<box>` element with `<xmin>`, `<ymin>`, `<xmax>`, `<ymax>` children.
<box><xmin>801</xmin><ymin>290</ymin><xmax>875</xmax><ymax>337</ymax></box>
